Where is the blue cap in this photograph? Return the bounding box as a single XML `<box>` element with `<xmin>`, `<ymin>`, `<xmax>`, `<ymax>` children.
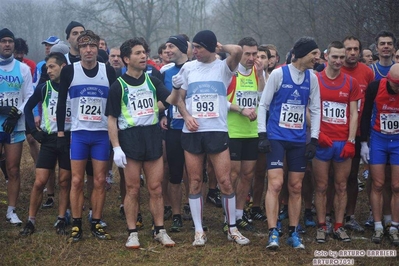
<box><xmin>41</xmin><ymin>36</ymin><xmax>60</xmax><ymax>45</ymax></box>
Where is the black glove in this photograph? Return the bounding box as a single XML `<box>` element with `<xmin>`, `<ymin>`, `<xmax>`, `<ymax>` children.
<box><xmin>305</xmin><ymin>138</ymin><xmax>318</xmax><ymax>159</ymax></box>
<box><xmin>0</xmin><ymin>106</ymin><xmax>21</xmax><ymax>118</ymax></box>
<box><xmin>2</xmin><ymin>116</ymin><xmax>19</xmax><ymax>134</ymax></box>
<box><xmin>31</xmin><ymin>128</ymin><xmax>47</xmax><ymax>143</ymax></box>
<box><xmin>57</xmin><ymin>136</ymin><xmax>70</xmax><ymax>153</ymax></box>
<box><xmin>258</xmin><ymin>133</ymin><xmax>272</xmax><ymax>153</ymax></box>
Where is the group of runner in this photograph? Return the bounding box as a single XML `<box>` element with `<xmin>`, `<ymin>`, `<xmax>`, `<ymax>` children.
<box><xmin>1</xmin><ymin>21</ymin><xmax>398</xmax><ymax>250</ymax></box>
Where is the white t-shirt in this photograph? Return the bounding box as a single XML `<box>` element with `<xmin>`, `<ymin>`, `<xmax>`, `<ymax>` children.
<box><xmin>180</xmin><ymin>59</ymin><xmax>234</xmax><ymax>133</ymax></box>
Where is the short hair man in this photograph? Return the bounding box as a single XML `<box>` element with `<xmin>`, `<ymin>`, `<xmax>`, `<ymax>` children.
<box><xmin>360</xmin><ymin>64</ymin><xmax>399</xmax><ymax>247</ymax></box>
<box><xmin>370</xmin><ymin>30</ymin><xmax>396</xmax><ymax>80</ymax></box>
<box><xmin>174</xmin><ymin>30</ymin><xmax>255</xmax><ymax>246</ymax></box>
<box><xmin>0</xmin><ymin>28</ymin><xmax>33</xmax><ymax>226</ymax></box>
<box><xmin>64</xmin><ymin>21</ymin><xmax>85</xmax><ymax>64</ymax></box>
<box><xmin>263</xmin><ymin>44</ymin><xmax>279</xmax><ymax>74</ymax></box>
<box><xmin>99</xmin><ymin>38</ymin><xmax>108</xmax><ymax>52</ymax></box>
<box><xmin>20</xmin><ymin>52</ymin><xmax>71</xmax><ymax>236</ymax></box>
<box><xmin>108</xmin><ymin>47</ymin><xmax>124</xmax><ymax>75</ymax></box>
<box><xmin>258</xmin><ymin>37</ymin><xmax>321</xmax><ymax>249</ymax></box>
<box><xmin>56</xmin><ymin>30</ymin><xmax>117</xmax><ymax>242</ymax></box>
<box><xmin>158</xmin><ymin>43</ymin><xmax>170</xmax><ymax>66</ymax></box>
<box><xmin>362</xmin><ymin>48</ymin><xmax>374</xmax><ymax>66</ymax></box>
<box><xmin>340</xmin><ymin>36</ymin><xmax>374</xmax><ymax>234</ymax></box>
<box><xmin>106</xmin><ymin>37</ymin><xmax>180</xmax><ymax>248</ymax></box>
<box><xmin>225</xmin><ymin>37</ymin><xmax>264</xmax><ymax>233</ymax></box>
<box><xmin>313</xmin><ymin>41</ymin><xmax>361</xmax><ymax>243</ymax></box>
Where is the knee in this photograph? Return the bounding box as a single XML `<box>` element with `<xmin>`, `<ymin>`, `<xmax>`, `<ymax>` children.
<box><xmin>391</xmin><ymin>182</ymin><xmax>399</xmax><ymax>194</ymax></box>
<box><xmin>335</xmin><ymin>182</ymin><xmax>347</xmax><ymax>195</ymax></box>
<box><xmin>218</xmin><ymin>176</ymin><xmax>233</xmax><ymax>191</ymax></box>
<box><xmin>372</xmin><ymin>179</ymin><xmax>385</xmax><ymax>193</ymax></box>
<box><xmin>33</xmin><ymin>178</ymin><xmax>46</xmax><ymax>191</ymax></box>
<box><xmin>315</xmin><ymin>181</ymin><xmax>327</xmax><ymax>194</ymax></box>
<box><xmin>267</xmin><ymin>180</ymin><xmax>283</xmax><ymax>194</ymax></box>
<box><xmin>147</xmin><ymin>182</ymin><xmax>162</xmax><ymax>197</ymax></box>
<box><xmin>71</xmin><ymin>177</ymin><xmax>83</xmax><ymax>189</ymax></box>
<box><xmin>289</xmin><ymin>182</ymin><xmax>302</xmax><ymax>195</ymax></box>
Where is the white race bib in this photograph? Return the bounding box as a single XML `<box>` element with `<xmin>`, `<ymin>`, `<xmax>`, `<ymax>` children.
<box><xmin>192</xmin><ymin>93</ymin><xmax>219</xmax><ymax>118</ymax></box>
<box><xmin>236</xmin><ymin>90</ymin><xmax>257</xmax><ymax>108</ymax></box>
<box><xmin>380</xmin><ymin>113</ymin><xmax>399</xmax><ymax>134</ymax></box>
<box><xmin>322</xmin><ymin>101</ymin><xmax>347</xmax><ymax>124</ymax></box>
<box><xmin>0</xmin><ymin>91</ymin><xmax>19</xmax><ymax>107</ymax></box>
<box><xmin>172</xmin><ymin>105</ymin><xmax>183</xmax><ymax>119</ymax></box>
<box><xmin>279</xmin><ymin>103</ymin><xmax>305</xmax><ymax>129</ymax></box>
<box><xmin>129</xmin><ymin>90</ymin><xmax>155</xmax><ymax>118</ymax></box>
<box><xmin>78</xmin><ymin>97</ymin><xmax>102</xmax><ymax>122</ymax></box>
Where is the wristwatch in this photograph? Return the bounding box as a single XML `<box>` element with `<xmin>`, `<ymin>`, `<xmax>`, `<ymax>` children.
<box><xmin>348</xmin><ymin>139</ymin><xmax>356</xmax><ymax>144</ymax></box>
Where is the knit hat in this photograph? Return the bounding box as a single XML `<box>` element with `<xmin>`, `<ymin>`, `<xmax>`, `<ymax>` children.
<box><xmin>292</xmin><ymin>37</ymin><xmax>318</xmax><ymax>59</ymax></box>
<box><xmin>65</xmin><ymin>21</ymin><xmax>85</xmax><ymax>39</ymax></box>
<box><xmin>50</xmin><ymin>42</ymin><xmax>70</xmax><ymax>54</ymax></box>
<box><xmin>0</xmin><ymin>28</ymin><xmax>14</xmax><ymax>41</ymax></box>
<box><xmin>166</xmin><ymin>35</ymin><xmax>188</xmax><ymax>54</ymax></box>
<box><xmin>42</xmin><ymin>36</ymin><xmax>60</xmax><ymax>45</ymax></box>
<box><xmin>193</xmin><ymin>30</ymin><xmax>217</xmax><ymax>53</ymax></box>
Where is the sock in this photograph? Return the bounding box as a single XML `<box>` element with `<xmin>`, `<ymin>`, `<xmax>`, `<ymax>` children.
<box><xmin>269</xmin><ymin>227</ymin><xmax>277</xmax><ymax>234</ymax></box>
<box><xmin>374</xmin><ymin>221</ymin><xmax>383</xmax><ymax>231</ymax></box>
<box><xmin>384</xmin><ymin>215</ymin><xmax>392</xmax><ymax>226</ymax></box>
<box><xmin>120</xmin><ymin>204</ymin><xmax>124</xmax><ymax>208</ymax></box>
<box><xmin>154</xmin><ymin>225</ymin><xmax>164</xmax><ymax>235</ymax></box>
<box><xmin>235</xmin><ymin>209</ymin><xmax>243</xmax><ymax>221</ymax></box>
<box><xmin>318</xmin><ymin>222</ymin><xmax>327</xmax><ymax>229</ymax></box>
<box><xmin>390</xmin><ymin>221</ymin><xmax>399</xmax><ymax>233</ymax></box>
<box><xmin>128</xmin><ymin>228</ymin><xmax>138</xmax><ymax>235</ymax></box>
<box><xmin>221</xmin><ymin>193</ymin><xmax>237</xmax><ymax>232</ymax></box>
<box><xmin>47</xmin><ymin>193</ymin><xmax>55</xmax><ymax>198</ymax></box>
<box><xmin>304</xmin><ymin>208</ymin><xmax>312</xmax><ymax>217</ymax></box>
<box><xmin>288</xmin><ymin>226</ymin><xmax>296</xmax><ymax>236</ymax></box>
<box><xmin>57</xmin><ymin>216</ymin><xmax>65</xmax><ymax>221</ymax></box>
<box><xmin>72</xmin><ymin>218</ymin><xmax>82</xmax><ymax>228</ymax></box>
<box><xmin>28</xmin><ymin>216</ymin><xmax>36</xmax><ymax>225</ymax></box>
<box><xmin>172</xmin><ymin>214</ymin><xmax>181</xmax><ymax>220</ymax></box>
<box><xmin>189</xmin><ymin>194</ymin><xmax>203</xmax><ymax>233</ymax></box>
<box><xmin>7</xmin><ymin>206</ymin><xmax>16</xmax><ymax>214</ymax></box>
<box><xmin>334</xmin><ymin>222</ymin><xmax>343</xmax><ymax>231</ymax></box>
<box><xmin>345</xmin><ymin>215</ymin><xmax>351</xmax><ymax>223</ymax></box>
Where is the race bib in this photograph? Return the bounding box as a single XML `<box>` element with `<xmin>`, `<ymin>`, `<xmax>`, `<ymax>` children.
<box><xmin>78</xmin><ymin>97</ymin><xmax>102</xmax><ymax>122</ymax></box>
<box><xmin>236</xmin><ymin>90</ymin><xmax>257</xmax><ymax>108</ymax></box>
<box><xmin>129</xmin><ymin>90</ymin><xmax>155</xmax><ymax>118</ymax></box>
<box><xmin>192</xmin><ymin>93</ymin><xmax>219</xmax><ymax>118</ymax></box>
<box><xmin>48</xmin><ymin>100</ymin><xmax>71</xmax><ymax>124</ymax></box>
<box><xmin>322</xmin><ymin>101</ymin><xmax>347</xmax><ymax>124</ymax></box>
<box><xmin>279</xmin><ymin>103</ymin><xmax>305</xmax><ymax>129</ymax></box>
<box><xmin>0</xmin><ymin>91</ymin><xmax>19</xmax><ymax>107</ymax></box>
<box><xmin>380</xmin><ymin>113</ymin><xmax>399</xmax><ymax>134</ymax></box>
<box><xmin>172</xmin><ymin>105</ymin><xmax>183</xmax><ymax>119</ymax></box>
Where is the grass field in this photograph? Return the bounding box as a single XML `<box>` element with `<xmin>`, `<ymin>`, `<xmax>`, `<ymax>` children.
<box><xmin>0</xmin><ymin>143</ymin><xmax>398</xmax><ymax>265</ymax></box>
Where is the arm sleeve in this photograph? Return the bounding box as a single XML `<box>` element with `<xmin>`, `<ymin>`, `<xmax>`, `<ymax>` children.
<box><xmin>360</xmin><ymin>81</ymin><xmax>379</xmax><ymax>141</ymax></box>
<box><xmin>106</xmin><ymin>65</ymin><xmax>117</xmax><ymax>87</ymax></box>
<box><xmin>24</xmin><ymin>84</ymin><xmax>44</xmax><ymax>131</ymax></box>
<box><xmin>56</xmin><ymin>65</ymin><xmax>73</xmax><ymax>132</ymax></box>
<box><xmin>257</xmin><ymin>68</ymin><xmax>283</xmax><ymax>133</ymax></box>
<box><xmin>19</xmin><ymin>65</ymin><xmax>34</xmax><ymax>114</ymax></box>
<box><xmin>152</xmin><ymin>76</ymin><xmax>171</xmax><ymax>109</ymax></box>
<box><xmin>308</xmin><ymin>73</ymin><xmax>321</xmax><ymax>139</ymax></box>
<box><xmin>105</xmin><ymin>80</ymin><xmax>122</xmax><ymax>118</ymax></box>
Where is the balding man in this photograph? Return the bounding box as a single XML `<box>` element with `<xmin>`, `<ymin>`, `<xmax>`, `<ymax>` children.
<box><xmin>360</xmin><ymin>63</ymin><xmax>399</xmax><ymax>247</ymax></box>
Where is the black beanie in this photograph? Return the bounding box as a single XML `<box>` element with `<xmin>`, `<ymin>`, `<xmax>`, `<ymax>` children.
<box><xmin>193</xmin><ymin>30</ymin><xmax>217</xmax><ymax>53</ymax></box>
<box><xmin>166</xmin><ymin>35</ymin><xmax>188</xmax><ymax>54</ymax></box>
<box><xmin>292</xmin><ymin>37</ymin><xmax>318</xmax><ymax>59</ymax></box>
<box><xmin>0</xmin><ymin>28</ymin><xmax>14</xmax><ymax>41</ymax></box>
<box><xmin>65</xmin><ymin>21</ymin><xmax>85</xmax><ymax>40</ymax></box>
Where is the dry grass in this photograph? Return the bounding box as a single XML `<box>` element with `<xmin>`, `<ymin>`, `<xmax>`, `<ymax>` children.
<box><xmin>0</xmin><ymin>143</ymin><xmax>398</xmax><ymax>265</ymax></box>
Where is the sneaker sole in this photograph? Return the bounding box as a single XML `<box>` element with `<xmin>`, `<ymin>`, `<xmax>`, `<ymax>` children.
<box><xmin>6</xmin><ymin>219</ymin><xmax>22</xmax><ymax>226</ymax></box>
<box><xmin>266</xmin><ymin>243</ymin><xmax>279</xmax><ymax>250</ymax></box>
<box><xmin>126</xmin><ymin>245</ymin><xmax>140</xmax><ymax>249</ymax></box>
<box><xmin>170</xmin><ymin>227</ymin><xmax>181</xmax><ymax>232</ymax></box>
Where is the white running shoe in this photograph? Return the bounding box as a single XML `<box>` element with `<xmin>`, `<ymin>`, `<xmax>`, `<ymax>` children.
<box><xmin>227</xmin><ymin>228</ymin><xmax>250</xmax><ymax>245</ymax></box>
<box><xmin>192</xmin><ymin>231</ymin><xmax>207</xmax><ymax>246</ymax></box>
<box><xmin>126</xmin><ymin>232</ymin><xmax>140</xmax><ymax>249</ymax></box>
<box><xmin>6</xmin><ymin>210</ymin><xmax>22</xmax><ymax>226</ymax></box>
<box><xmin>154</xmin><ymin>229</ymin><xmax>175</xmax><ymax>247</ymax></box>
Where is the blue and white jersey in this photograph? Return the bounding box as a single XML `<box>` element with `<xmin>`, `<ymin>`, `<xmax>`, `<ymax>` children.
<box><xmin>69</xmin><ymin>62</ymin><xmax>109</xmax><ymax>131</ymax></box>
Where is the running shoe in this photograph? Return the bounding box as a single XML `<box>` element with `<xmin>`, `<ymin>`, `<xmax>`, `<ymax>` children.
<box><xmin>192</xmin><ymin>231</ymin><xmax>207</xmax><ymax>246</ymax></box>
<box><xmin>55</xmin><ymin>219</ymin><xmax>68</xmax><ymax>235</ymax></box>
<box><xmin>182</xmin><ymin>204</ymin><xmax>192</xmax><ymax>221</ymax></box>
<box><xmin>88</xmin><ymin>210</ymin><xmax>107</xmax><ymax>228</ymax></box>
<box><xmin>344</xmin><ymin>216</ymin><xmax>365</xmax><ymax>233</ymax></box>
<box><xmin>154</xmin><ymin>229</ymin><xmax>175</xmax><ymax>247</ymax></box>
<box><xmin>249</xmin><ymin>208</ymin><xmax>267</xmax><ymax>222</ymax></box>
<box><xmin>305</xmin><ymin>215</ymin><xmax>316</xmax><ymax>227</ymax></box>
<box><xmin>371</xmin><ymin>229</ymin><xmax>383</xmax><ymax>244</ymax></box>
<box><xmin>106</xmin><ymin>172</ymin><xmax>114</xmax><ymax>184</ymax></box>
<box><xmin>316</xmin><ymin>227</ymin><xmax>327</xmax><ymax>243</ymax></box>
<box><xmin>287</xmin><ymin>231</ymin><xmax>305</xmax><ymax>249</ymax></box>
<box><xmin>266</xmin><ymin>228</ymin><xmax>280</xmax><ymax>250</ymax></box>
<box><xmin>164</xmin><ymin>206</ymin><xmax>172</xmax><ymax>220</ymax></box>
<box><xmin>20</xmin><ymin>221</ymin><xmax>35</xmax><ymax>236</ymax></box>
<box><xmin>126</xmin><ymin>232</ymin><xmax>140</xmax><ymax>249</ymax></box>
<box><xmin>277</xmin><ymin>220</ymin><xmax>283</xmax><ymax>236</ymax></box>
<box><xmin>333</xmin><ymin>227</ymin><xmax>351</xmax><ymax>242</ymax></box>
<box><xmin>91</xmin><ymin>223</ymin><xmax>111</xmax><ymax>240</ymax></box>
<box><xmin>278</xmin><ymin>208</ymin><xmax>288</xmax><ymax>221</ymax></box>
<box><xmin>6</xmin><ymin>210</ymin><xmax>22</xmax><ymax>226</ymax></box>
<box><xmin>325</xmin><ymin>216</ymin><xmax>333</xmax><ymax>234</ymax></box>
<box><xmin>69</xmin><ymin>226</ymin><xmax>83</xmax><ymax>242</ymax></box>
<box><xmin>227</xmin><ymin>228</ymin><xmax>250</xmax><ymax>245</ymax></box>
<box><xmin>243</xmin><ymin>209</ymin><xmax>253</xmax><ymax>224</ymax></box>
<box><xmin>42</xmin><ymin>197</ymin><xmax>54</xmax><ymax>209</ymax></box>
<box><xmin>236</xmin><ymin>218</ymin><xmax>255</xmax><ymax>232</ymax></box>
<box><xmin>388</xmin><ymin>227</ymin><xmax>399</xmax><ymax>246</ymax></box>
<box><xmin>296</xmin><ymin>224</ymin><xmax>306</xmax><ymax>234</ymax></box>
<box><xmin>362</xmin><ymin>169</ymin><xmax>369</xmax><ymax>180</ymax></box>
<box><xmin>206</xmin><ymin>191</ymin><xmax>222</xmax><ymax>208</ymax></box>
<box><xmin>222</xmin><ymin>222</ymin><xmax>228</xmax><ymax>234</ymax></box>
<box><xmin>170</xmin><ymin>216</ymin><xmax>183</xmax><ymax>232</ymax></box>
<box><xmin>384</xmin><ymin>221</ymin><xmax>392</xmax><ymax>236</ymax></box>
